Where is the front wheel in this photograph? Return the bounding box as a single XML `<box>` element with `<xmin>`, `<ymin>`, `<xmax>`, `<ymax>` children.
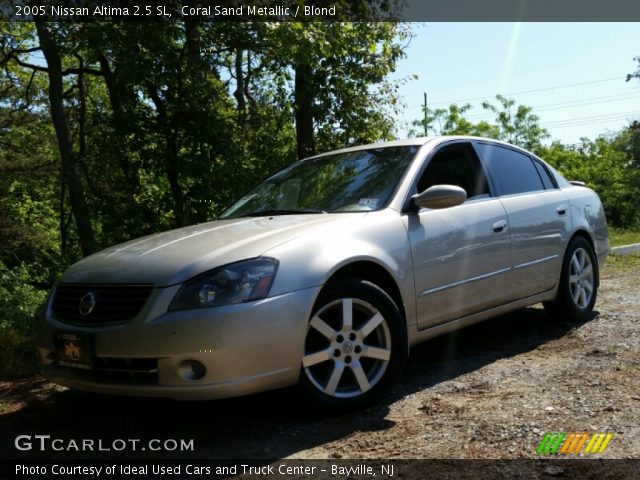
<box><xmin>544</xmin><ymin>236</ymin><xmax>598</xmax><ymax>322</ymax></box>
<box><xmin>299</xmin><ymin>277</ymin><xmax>407</xmax><ymax>410</ymax></box>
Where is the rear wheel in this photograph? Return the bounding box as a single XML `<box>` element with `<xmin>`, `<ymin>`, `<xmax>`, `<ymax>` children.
<box><xmin>300</xmin><ymin>277</ymin><xmax>407</xmax><ymax>410</ymax></box>
<box><xmin>544</xmin><ymin>236</ymin><xmax>598</xmax><ymax>322</ymax></box>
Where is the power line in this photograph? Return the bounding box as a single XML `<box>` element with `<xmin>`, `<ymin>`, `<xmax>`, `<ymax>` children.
<box><xmin>530</xmin><ymin>94</ymin><xmax>638</xmax><ymax>112</ymax></box>
<box><xmin>544</xmin><ymin>109</ymin><xmax>639</xmax><ymax>124</ymax></box>
<box><xmin>462</xmin><ymin>93</ymin><xmax>640</xmax><ymax>120</ymax></box>
<box><xmin>544</xmin><ymin>111</ymin><xmax>639</xmax><ymax>128</ymax></box>
<box><xmin>425</xmin><ymin>49</ymin><xmax>639</xmax><ymax>94</ymax></box>
<box><xmin>550</xmin><ymin>117</ymin><xmax>639</xmax><ymax>129</ymax></box>
<box><xmin>406</xmin><ymin>76</ymin><xmax>627</xmax><ymax>109</ymax></box>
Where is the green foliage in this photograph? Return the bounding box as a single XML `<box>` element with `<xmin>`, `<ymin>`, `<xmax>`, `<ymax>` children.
<box><xmin>608</xmin><ymin>228</ymin><xmax>640</xmax><ymax>247</ymax></box>
<box><xmin>3</xmin><ymin>20</ymin><xmax>409</xmax><ymax>245</ymax></box>
<box><xmin>409</xmin><ymin>102</ymin><xmax>500</xmax><ymax>138</ymax></box>
<box><xmin>0</xmin><ymin>180</ymin><xmax>64</xmax><ymax>380</ymax></box>
<box><xmin>605</xmin><ymin>251</ymin><xmax>640</xmax><ymax>271</ymax></box>
<box><xmin>612</xmin><ymin>121</ymin><xmax>640</xmax><ymax>170</ymax></box>
<box><xmin>0</xmin><ymin>261</ymin><xmax>47</xmax><ymax>379</ymax></box>
<box><xmin>481</xmin><ymin>94</ymin><xmax>549</xmax><ymax>152</ymax></box>
<box><xmin>627</xmin><ymin>55</ymin><xmax>640</xmax><ymax>83</ymax></box>
<box><xmin>0</xmin><ymin>261</ymin><xmax>47</xmax><ymax>335</ymax></box>
<box><xmin>410</xmin><ymin>95</ymin><xmax>548</xmax><ymax>152</ymax></box>
<box><xmin>538</xmin><ymin>135</ymin><xmax>640</xmax><ymax>228</ymax></box>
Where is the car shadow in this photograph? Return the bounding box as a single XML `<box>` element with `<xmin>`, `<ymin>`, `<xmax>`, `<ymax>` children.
<box><xmin>1</xmin><ymin>306</ymin><xmax>594</xmax><ymax>460</ymax></box>
<box><xmin>395</xmin><ymin>305</ymin><xmax>595</xmax><ymax>399</ymax></box>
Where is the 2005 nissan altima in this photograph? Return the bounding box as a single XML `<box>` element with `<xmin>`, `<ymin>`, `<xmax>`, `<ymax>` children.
<box><xmin>36</xmin><ymin>136</ymin><xmax>609</xmax><ymax>409</ymax></box>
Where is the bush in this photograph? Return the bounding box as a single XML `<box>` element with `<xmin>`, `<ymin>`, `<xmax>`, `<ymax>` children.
<box><xmin>0</xmin><ymin>328</ymin><xmax>39</xmax><ymax>380</ymax></box>
<box><xmin>539</xmin><ymin>138</ymin><xmax>640</xmax><ymax>229</ymax></box>
<box><xmin>0</xmin><ymin>261</ymin><xmax>48</xmax><ymax>379</ymax></box>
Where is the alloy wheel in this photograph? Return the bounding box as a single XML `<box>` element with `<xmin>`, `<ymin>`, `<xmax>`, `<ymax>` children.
<box><xmin>303</xmin><ymin>298</ymin><xmax>392</xmax><ymax>398</ymax></box>
<box><xmin>569</xmin><ymin>247</ymin><xmax>594</xmax><ymax>309</ymax></box>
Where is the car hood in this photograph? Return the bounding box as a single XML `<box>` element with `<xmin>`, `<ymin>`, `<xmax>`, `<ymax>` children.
<box><xmin>61</xmin><ymin>214</ymin><xmax>365</xmax><ymax>286</ymax></box>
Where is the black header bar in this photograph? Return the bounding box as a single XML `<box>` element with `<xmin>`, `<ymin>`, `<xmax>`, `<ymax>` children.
<box><xmin>3</xmin><ymin>0</ymin><xmax>640</xmax><ymax>22</ymax></box>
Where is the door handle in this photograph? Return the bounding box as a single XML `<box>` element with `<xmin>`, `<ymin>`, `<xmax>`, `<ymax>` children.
<box><xmin>492</xmin><ymin>220</ymin><xmax>507</xmax><ymax>233</ymax></box>
<box><xmin>557</xmin><ymin>204</ymin><xmax>567</xmax><ymax>216</ymax></box>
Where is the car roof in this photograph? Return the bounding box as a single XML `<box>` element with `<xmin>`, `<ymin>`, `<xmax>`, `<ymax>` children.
<box><xmin>306</xmin><ymin>136</ymin><xmax>520</xmax><ymax>160</ymax></box>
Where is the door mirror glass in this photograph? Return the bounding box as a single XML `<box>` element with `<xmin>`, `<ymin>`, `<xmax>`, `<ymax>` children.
<box><xmin>412</xmin><ymin>184</ymin><xmax>467</xmax><ymax>209</ymax></box>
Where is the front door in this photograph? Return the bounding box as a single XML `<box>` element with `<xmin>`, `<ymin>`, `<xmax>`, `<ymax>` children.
<box><xmin>405</xmin><ymin>142</ymin><xmax>513</xmax><ymax>330</ymax></box>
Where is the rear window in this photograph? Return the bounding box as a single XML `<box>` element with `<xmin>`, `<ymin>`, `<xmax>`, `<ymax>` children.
<box><xmin>532</xmin><ymin>160</ymin><xmax>556</xmax><ymax>189</ymax></box>
<box><xmin>476</xmin><ymin>143</ymin><xmax>545</xmax><ymax>196</ymax></box>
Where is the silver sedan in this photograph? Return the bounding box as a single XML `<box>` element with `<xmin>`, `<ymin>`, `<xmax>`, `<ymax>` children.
<box><xmin>36</xmin><ymin>136</ymin><xmax>609</xmax><ymax>409</ymax></box>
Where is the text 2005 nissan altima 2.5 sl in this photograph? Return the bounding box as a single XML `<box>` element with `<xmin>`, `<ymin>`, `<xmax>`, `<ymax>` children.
<box><xmin>36</xmin><ymin>136</ymin><xmax>609</xmax><ymax>409</ymax></box>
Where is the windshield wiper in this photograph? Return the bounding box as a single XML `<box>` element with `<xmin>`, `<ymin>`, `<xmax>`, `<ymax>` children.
<box><xmin>238</xmin><ymin>209</ymin><xmax>327</xmax><ymax>218</ymax></box>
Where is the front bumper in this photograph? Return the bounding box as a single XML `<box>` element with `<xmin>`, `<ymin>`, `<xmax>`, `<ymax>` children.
<box><xmin>36</xmin><ymin>285</ymin><xmax>321</xmax><ymax>400</ymax></box>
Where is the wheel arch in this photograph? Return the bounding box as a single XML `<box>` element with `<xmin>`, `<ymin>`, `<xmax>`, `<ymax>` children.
<box><xmin>323</xmin><ymin>261</ymin><xmax>407</xmax><ymax>326</ymax></box>
<box><xmin>566</xmin><ymin>229</ymin><xmax>599</xmax><ymax>287</ymax></box>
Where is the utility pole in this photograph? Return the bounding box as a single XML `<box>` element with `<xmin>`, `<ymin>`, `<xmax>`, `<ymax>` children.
<box><xmin>423</xmin><ymin>92</ymin><xmax>428</xmax><ymax>137</ymax></box>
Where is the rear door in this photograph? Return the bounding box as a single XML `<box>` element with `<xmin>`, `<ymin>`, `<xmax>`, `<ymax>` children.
<box><xmin>475</xmin><ymin>142</ymin><xmax>571</xmax><ymax>298</ymax></box>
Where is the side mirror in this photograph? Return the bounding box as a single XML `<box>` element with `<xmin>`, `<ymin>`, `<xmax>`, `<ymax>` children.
<box><xmin>412</xmin><ymin>184</ymin><xmax>467</xmax><ymax>210</ymax></box>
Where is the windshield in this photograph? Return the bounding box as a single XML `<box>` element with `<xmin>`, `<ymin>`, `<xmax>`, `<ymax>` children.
<box><xmin>220</xmin><ymin>146</ymin><xmax>418</xmax><ymax>218</ymax></box>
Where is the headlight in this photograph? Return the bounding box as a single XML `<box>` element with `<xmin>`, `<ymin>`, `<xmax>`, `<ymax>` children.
<box><xmin>169</xmin><ymin>258</ymin><xmax>278</xmax><ymax>311</ymax></box>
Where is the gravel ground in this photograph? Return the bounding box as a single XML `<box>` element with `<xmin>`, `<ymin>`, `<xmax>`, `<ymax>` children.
<box><xmin>1</xmin><ymin>255</ymin><xmax>638</xmax><ymax>460</ymax></box>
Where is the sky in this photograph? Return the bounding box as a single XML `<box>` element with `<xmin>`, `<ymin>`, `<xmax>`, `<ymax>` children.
<box><xmin>391</xmin><ymin>23</ymin><xmax>640</xmax><ymax>144</ymax></box>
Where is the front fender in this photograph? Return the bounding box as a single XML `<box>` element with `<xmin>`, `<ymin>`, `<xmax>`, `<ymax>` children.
<box><xmin>263</xmin><ymin>211</ymin><xmax>416</xmax><ymax>326</ymax></box>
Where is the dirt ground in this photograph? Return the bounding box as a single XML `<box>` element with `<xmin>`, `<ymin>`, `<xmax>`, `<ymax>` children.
<box><xmin>1</xmin><ymin>255</ymin><xmax>638</xmax><ymax>460</ymax></box>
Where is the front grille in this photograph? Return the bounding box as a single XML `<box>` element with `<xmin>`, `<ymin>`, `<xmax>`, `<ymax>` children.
<box><xmin>52</xmin><ymin>284</ymin><xmax>153</xmax><ymax>325</ymax></box>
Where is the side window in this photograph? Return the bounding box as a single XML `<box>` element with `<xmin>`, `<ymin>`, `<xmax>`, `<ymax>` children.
<box><xmin>532</xmin><ymin>159</ymin><xmax>556</xmax><ymax>189</ymax></box>
<box><xmin>417</xmin><ymin>143</ymin><xmax>489</xmax><ymax>200</ymax></box>
<box><xmin>476</xmin><ymin>143</ymin><xmax>544</xmax><ymax>196</ymax></box>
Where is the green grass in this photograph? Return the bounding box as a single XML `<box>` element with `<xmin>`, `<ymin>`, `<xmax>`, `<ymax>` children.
<box><xmin>609</xmin><ymin>228</ymin><xmax>640</xmax><ymax>247</ymax></box>
<box><xmin>605</xmin><ymin>251</ymin><xmax>640</xmax><ymax>270</ymax></box>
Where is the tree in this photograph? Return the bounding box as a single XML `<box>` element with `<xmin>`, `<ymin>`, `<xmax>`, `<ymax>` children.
<box><xmin>1</xmin><ymin>19</ymin><xmax>412</xmax><ymax>262</ymax></box>
<box><xmin>481</xmin><ymin>94</ymin><xmax>549</xmax><ymax>152</ymax></box>
<box><xmin>626</xmin><ymin>55</ymin><xmax>640</xmax><ymax>83</ymax></box>
<box><xmin>263</xmin><ymin>22</ymin><xmax>408</xmax><ymax>158</ymax></box>
<box><xmin>539</xmin><ymin>137</ymin><xmax>639</xmax><ymax>227</ymax></box>
<box><xmin>2</xmin><ymin>22</ymin><xmax>98</xmax><ymax>255</ymax></box>
<box><xmin>409</xmin><ymin>103</ymin><xmax>499</xmax><ymax>138</ymax></box>
<box><xmin>35</xmin><ymin>22</ymin><xmax>97</xmax><ymax>255</ymax></box>
<box><xmin>612</xmin><ymin>121</ymin><xmax>640</xmax><ymax>170</ymax></box>
<box><xmin>409</xmin><ymin>95</ymin><xmax>548</xmax><ymax>151</ymax></box>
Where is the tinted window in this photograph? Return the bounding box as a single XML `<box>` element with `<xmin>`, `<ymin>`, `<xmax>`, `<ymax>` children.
<box><xmin>533</xmin><ymin>160</ymin><xmax>556</xmax><ymax>189</ymax></box>
<box><xmin>417</xmin><ymin>143</ymin><xmax>489</xmax><ymax>199</ymax></box>
<box><xmin>476</xmin><ymin>144</ymin><xmax>544</xmax><ymax>196</ymax></box>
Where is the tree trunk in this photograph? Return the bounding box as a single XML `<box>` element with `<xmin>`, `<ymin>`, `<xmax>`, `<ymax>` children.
<box><xmin>147</xmin><ymin>85</ymin><xmax>186</xmax><ymax>227</ymax></box>
<box><xmin>234</xmin><ymin>48</ymin><xmax>246</xmax><ymax>114</ymax></box>
<box><xmin>36</xmin><ymin>22</ymin><xmax>97</xmax><ymax>256</ymax></box>
<box><xmin>294</xmin><ymin>64</ymin><xmax>315</xmax><ymax>159</ymax></box>
<box><xmin>164</xmin><ymin>134</ymin><xmax>185</xmax><ymax>228</ymax></box>
<box><xmin>96</xmin><ymin>52</ymin><xmax>142</xmax><ymax>193</ymax></box>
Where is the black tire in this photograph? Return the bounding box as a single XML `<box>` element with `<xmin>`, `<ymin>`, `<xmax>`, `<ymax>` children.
<box><xmin>544</xmin><ymin>236</ymin><xmax>598</xmax><ymax>322</ymax></box>
<box><xmin>299</xmin><ymin>277</ymin><xmax>407</xmax><ymax>411</ymax></box>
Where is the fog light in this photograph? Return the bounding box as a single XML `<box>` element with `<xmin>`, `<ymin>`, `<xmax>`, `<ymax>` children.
<box><xmin>178</xmin><ymin>359</ymin><xmax>207</xmax><ymax>380</ymax></box>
